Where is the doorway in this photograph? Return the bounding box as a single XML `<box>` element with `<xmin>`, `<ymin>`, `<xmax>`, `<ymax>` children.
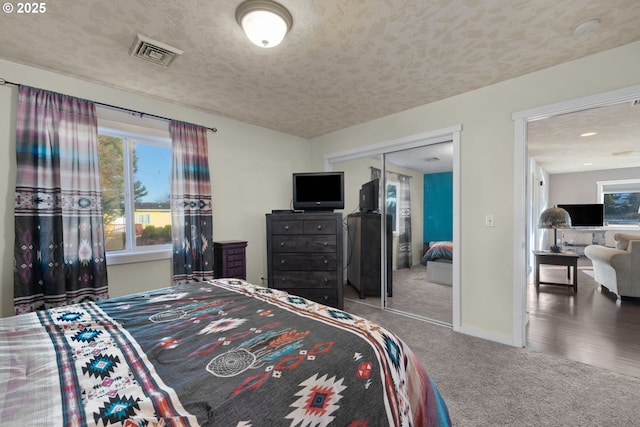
<box><xmin>512</xmin><ymin>84</ymin><xmax>640</xmax><ymax>376</ymax></box>
<box><xmin>325</xmin><ymin>126</ymin><xmax>461</xmax><ymax>328</ymax></box>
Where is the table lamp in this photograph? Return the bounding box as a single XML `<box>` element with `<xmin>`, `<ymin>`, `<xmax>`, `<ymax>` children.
<box><xmin>539</xmin><ymin>206</ymin><xmax>572</xmax><ymax>253</ymax></box>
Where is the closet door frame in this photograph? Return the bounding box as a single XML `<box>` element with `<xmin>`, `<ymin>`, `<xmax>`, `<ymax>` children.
<box><xmin>325</xmin><ymin>125</ymin><xmax>461</xmax><ymax>330</ymax></box>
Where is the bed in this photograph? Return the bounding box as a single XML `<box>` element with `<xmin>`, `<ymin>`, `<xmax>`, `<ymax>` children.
<box><xmin>421</xmin><ymin>242</ymin><xmax>453</xmax><ymax>286</ymax></box>
<box><xmin>0</xmin><ymin>278</ymin><xmax>451</xmax><ymax>426</ymax></box>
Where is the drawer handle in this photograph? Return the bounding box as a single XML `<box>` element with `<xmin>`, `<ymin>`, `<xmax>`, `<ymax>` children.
<box><xmin>284</xmin><ymin>225</ymin><xmax>290</xmax><ymax>230</ymax></box>
<box><xmin>323</xmin><ymin>242</ymin><xmax>327</xmax><ymax>246</ymax></box>
<box><xmin>323</xmin><ymin>259</ymin><xmax>328</xmax><ymax>264</ymax></box>
<box><xmin>323</xmin><ymin>295</ymin><xmax>329</xmax><ymax>300</ymax></box>
<box><xmin>317</xmin><ymin>225</ymin><xmax>323</xmax><ymax>230</ymax></box>
<box><xmin>281</xmin><ymin>277</ymin><xmax>286</xmax><ymax>282</ymax></box>
<box><xmin>280</xmin><ymin>242</ymin><xmax>285</xmax><ymax>247</ymax></box>
<box><xmin>281</xmin><ymin>259</ymin><xmax>286</xmax><ymax>264</ymax></box>
<box><xmin>323</xmin><ymin>278</ymin><xmax>328</xmax><ymax>283</ymax></box>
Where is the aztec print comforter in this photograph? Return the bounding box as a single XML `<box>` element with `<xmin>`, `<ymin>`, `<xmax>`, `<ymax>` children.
<box><xmin>0</xmin><ymin>279</ymin><xmax>451</xmax><ymax>426</ymax></box>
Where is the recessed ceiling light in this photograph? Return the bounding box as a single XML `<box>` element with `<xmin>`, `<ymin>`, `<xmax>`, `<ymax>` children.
<box><xmin>583</xmin><ymin>162</ymin><xmax>593</xmax><ymax>166</ymax></box>
<box><xmin>573</xmin><ymin>18</ymin><xmax>601</xmax><ymax>37</ymax></box>
<box><xmin>580</xmin><ymin>132</ymin><xmax>597</xmax><ymax>137</ymax></box>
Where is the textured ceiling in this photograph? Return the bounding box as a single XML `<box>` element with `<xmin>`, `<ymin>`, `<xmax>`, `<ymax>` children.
<box><xmin>1</xmin><ymin>0</ymin><xmax>640</xmax><ymax>141</ymax></box>
<box><xmin>528</xmin><ymin>101</ymin><xmax>640</xmax><ymax>174</ymax></box>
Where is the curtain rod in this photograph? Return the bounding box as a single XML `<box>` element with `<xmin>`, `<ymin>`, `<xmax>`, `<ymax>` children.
<box><xmin>0</xmin><ymin>77</ymin><xmax>217</xmax><ymax>133</ymax></box>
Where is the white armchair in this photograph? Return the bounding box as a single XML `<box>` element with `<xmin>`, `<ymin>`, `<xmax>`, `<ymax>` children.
<box><xmin>584</xmin><ymin>233</ymin><xmax>640</xmax><ymax>299</ymax></box>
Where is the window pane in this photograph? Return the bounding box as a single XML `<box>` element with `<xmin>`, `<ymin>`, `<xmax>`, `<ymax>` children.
<box><xmin>604</xmin><ymin>192</ymin><xmax>640</xmax><ymax>226</ymax></box>
<box><xmin>132</xmin><ymin>141</ymin><xmax>172</xmax><ymax>247</ymax></box>
<box><xmin>98</xmin><ymin>135</ymin><xmax>126</xmax><ymax>251</ymax></box>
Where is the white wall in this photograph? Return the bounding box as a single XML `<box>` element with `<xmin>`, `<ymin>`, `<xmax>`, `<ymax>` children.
<box><xmin>311</xmin><ymin>41</ymin><xmax>640</xmax><ymax>342</ymax></box>
<box><xmin>549</xmin><ymin>167</ymin><xmax>640</xmax><ymax>205</ymax></box>
<box><xmin>0</xmin><ymin>59</ymin><xmax>310</xmax><ymax>317</ymax></box>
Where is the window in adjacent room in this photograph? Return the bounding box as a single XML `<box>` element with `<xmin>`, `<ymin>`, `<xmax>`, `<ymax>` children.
<box><xmin>386</xmin><ymin>180</ymin><xmax>399</xmax><ymax>235</ymax></box>
<box><xmin>597</xmin><ymin>179</ymin><xmax>640</xmax><ymax>227</ymax></box>
<box><xmin>97</xmin><ymin>106</ymin><xmax>173</xmax><ymax>264</ymax></box>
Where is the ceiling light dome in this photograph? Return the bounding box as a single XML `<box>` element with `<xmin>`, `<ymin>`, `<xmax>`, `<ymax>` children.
<box><xmin>236</xmin><ymin>0</ymin><xmax>293</xmax><ymax>48</ymax></box>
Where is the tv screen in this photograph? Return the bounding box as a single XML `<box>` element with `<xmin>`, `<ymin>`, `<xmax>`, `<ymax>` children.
<box><xmin>359</xmin><ymin>179</ymin><xmax>379</xmax><ymax>212</ymax></box>
<box><xmin>292</xmin><ymin>172</ymin><xmax>344</xmax><ymax>211</ymax></box>
<box><xmin>557</xmin><ymin>203</ymin><xmax>604</xmax><ymax>227</ymax></box>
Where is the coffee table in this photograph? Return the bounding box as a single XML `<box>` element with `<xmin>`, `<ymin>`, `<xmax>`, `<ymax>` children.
<box><xmin>533</xmin><ymin>251</ymin><xmax>579</xmax><ymax>292</ymax></box>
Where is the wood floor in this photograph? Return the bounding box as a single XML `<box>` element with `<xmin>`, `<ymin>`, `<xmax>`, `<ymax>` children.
<box><xmin>526</xmin><ymin>257</ymin><xmax>640</xmax><ymax>378</ymax></box>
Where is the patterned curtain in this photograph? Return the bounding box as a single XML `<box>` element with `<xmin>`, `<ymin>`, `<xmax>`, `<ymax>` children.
<box><xmin>397</xmin><ymin>174</ymin><xmax>412</xmax><ymax>269</ymax></box>
<box><xmin>170</xmin><ymin>121</ymin><xmax>214</xmax><ymax>284</ymax></box>
<box><xmin>14</xmin><ymin>86</ymin><xmax>109</xmax><ymax>314</ymax></box>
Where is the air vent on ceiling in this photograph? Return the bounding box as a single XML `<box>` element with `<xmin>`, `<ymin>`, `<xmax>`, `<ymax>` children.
<box><xmin>130</xmin><ymin>34</ymin><xmax>183</xmax><ymax>67</ymax></box>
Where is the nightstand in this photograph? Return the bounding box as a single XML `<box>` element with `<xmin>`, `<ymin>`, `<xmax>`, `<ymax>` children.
<box><xmin>213</xmin><ymin>240</ymin><xmax>248</xmax><ymax>280</ymax></box>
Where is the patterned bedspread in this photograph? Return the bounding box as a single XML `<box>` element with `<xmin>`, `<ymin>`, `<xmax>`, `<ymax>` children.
<box><xmin>0</xmin><ymin>279</ymin><xmax>450</xmax><ymax>426</ymax></box>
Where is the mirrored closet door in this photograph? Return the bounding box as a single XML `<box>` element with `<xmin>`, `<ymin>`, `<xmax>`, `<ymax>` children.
<box><xmin>329</xmin><ymin>138</ymin><xmax>455</xmax><ymax>326</ymax></box>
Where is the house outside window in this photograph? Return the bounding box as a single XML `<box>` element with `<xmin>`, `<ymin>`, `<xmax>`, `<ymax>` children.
<box><xmin>597</xmin><ymin>179</ymin><xmax>640</xmax><ymax>227</ymax></box>
<box><xmin>97</xmin><ymin>107</ymin><xmax>173</xmax><ymax>264</ymax></box>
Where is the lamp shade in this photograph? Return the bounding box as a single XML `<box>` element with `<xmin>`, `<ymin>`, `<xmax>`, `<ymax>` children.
<box><xmin>539</xmin><ymin>206</ymin><xmax>571</xmax><ymax>253</ymax></box>
<box><xmin>236</xmin><ymin>0</ymin><xmax>293</xmax><ymax>48</ymax></box>
<box><xmin>538</xmin><ymin>207</ymin><xmax>572</xmax><ymax>229</ymax></box>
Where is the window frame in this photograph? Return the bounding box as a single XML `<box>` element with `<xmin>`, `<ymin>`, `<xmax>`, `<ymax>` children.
<box><xmin>97</xmin><ymin>115</ymin><xmax>173</xmax><ymax>266</ymax></box>
<box><xmin>597</xmin><ymin>178</ymin><xmax>640</xmax><ymax>229</ymax></box>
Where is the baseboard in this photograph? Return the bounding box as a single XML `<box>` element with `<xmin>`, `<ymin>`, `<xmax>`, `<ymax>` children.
<box><xmin>454</xmin><ymin>325</ymin><xmax>518</xmax><ymax>347</ymax></box>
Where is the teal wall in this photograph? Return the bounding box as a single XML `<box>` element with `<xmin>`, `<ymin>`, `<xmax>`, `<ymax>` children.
<box><xmin>423</xmin><ymin>172</ymin><xmax>453</xmax><ymax>242</ymax></box>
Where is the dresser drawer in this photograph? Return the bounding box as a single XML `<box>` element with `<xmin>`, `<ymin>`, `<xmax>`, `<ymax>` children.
<box><xmin>224</xmin><ymin>247</ymin><xmax>246</xmax><ymax>255</ymax></box>
<box><xmin>303</xmin><ymin>219</ymin><xmax>337</xmax><ymax>235</ymax></box>
<box><xmin>225</xmin><ymin>254</ymin><xmax>245</xmax><ymax>262</ymax></box>
<box><xmin>272</xmin><ymin>271</ymin><xmax>337</xmax><ymax>288</ymax></box>
<box><xmin>272</xmin><ymin>235</ymin><xmax>336</xmax><ymax>253</ymax></box>
<box><xmin>226</xmin><ymin>267</ymin><xmax>245</xmax><ymax>277</ymax></box>
<box><xmin>286</xmin><ymin>288</ymin><xmax>338</xmax><ymax>307</ymax></box>
<box><xmin>272</xmin><ymin>253</ymin><xmax>337</xmax><ymax>271</ymax></box>
<box><xmin>270</xmin><ymin>220</ymin><xmax>304</xmax><ymax>234</ymax></box>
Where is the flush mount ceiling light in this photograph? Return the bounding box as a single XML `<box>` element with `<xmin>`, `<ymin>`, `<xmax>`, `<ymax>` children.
<box><xmin>236</xmin><ymin>0</ymin><xmax>293</xmax><ymax>48</ymax></box>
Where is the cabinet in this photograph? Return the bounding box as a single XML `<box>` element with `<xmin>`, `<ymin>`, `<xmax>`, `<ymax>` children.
<box><xmin>266</xmin><ymin>212</ymin><xmax>343</xmax><ymax>309</ymax></box>
<box><xmin>347</xmin><ymin>212</ymin><xmax>393</xmax><ymax>298</ymax></box>
<box><xmin>213</xmin><ymin>240</ymin><xmax>248</xmax><ymax>280</ymax></box>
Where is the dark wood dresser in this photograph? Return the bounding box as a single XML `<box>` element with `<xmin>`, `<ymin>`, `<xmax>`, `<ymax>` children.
<box><xmin>266</xmin><ymin>212</ymin><xmax>343</xmax><ymax>309</ymax></box>
<box><xmin>213</xmin><ymin>240</ymin><xmax>248</xmax><ymax>280</ymax></box>
<box><xmin>346</xmin><ymin>212</ymin><xmax>393</xmax><ymax>298</ymax></box>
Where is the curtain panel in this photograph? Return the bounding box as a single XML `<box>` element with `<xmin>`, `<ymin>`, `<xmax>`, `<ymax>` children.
<box><xmin>170</xmin><ymin>121</ymin><xmax>214</xmax><ymax>284</ymax></box>
<box><xmin>397</xmin><ymin>174</ymin><xmax>413</xmax><ymax>269</ymax></box>
<box><xmin>14</xmin><ymin>86</ymin><xmax>109</xmax><ymax>314</ymax></box>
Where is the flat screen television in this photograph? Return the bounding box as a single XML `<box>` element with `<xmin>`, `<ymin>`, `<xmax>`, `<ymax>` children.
<box><xmin>557</xmin><ymin>203</ymin><xmax>604</xmax><ymax>227</ymax></box>
<box><xmin>359</xmin><ymin>179</ymin><xmax>379</xmax><ymax>212</ymax></box>
<box><xmin>292</xmin><ymin>172</ymin><xmax>344</xmax><ymax>211</ymax></box>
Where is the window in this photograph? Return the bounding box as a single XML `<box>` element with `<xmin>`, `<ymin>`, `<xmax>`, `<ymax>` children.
<box><xmin>598</xmin><ymin>179</ymin><xmax>640</xmax><ymax>227</ymax></box>
<box><xmin>97</xmin><ymin>108</ymin><xmax>173</xmax><ymax>264</ymax></box>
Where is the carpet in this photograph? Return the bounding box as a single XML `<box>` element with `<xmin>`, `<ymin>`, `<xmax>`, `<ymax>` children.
<box><xmin>344</xmin><ymin>264</ymin><xmax>453</xmax><ymax>324</ymax></box>
<box><xmin>344</xmin><ymin>300</ymin><xmax>640</xmax><ymax>426</ymax></box>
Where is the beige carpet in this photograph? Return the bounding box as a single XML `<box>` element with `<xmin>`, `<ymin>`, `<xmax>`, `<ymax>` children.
<box><xmin>344</xmin><ymin>300</ymin><xmax>640</xmax><ymax>426</ymax></box>
<box><xmin>344</xmin><ymin>264</ymin><xmax>453</xmax><ymax>324</ymax></box>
